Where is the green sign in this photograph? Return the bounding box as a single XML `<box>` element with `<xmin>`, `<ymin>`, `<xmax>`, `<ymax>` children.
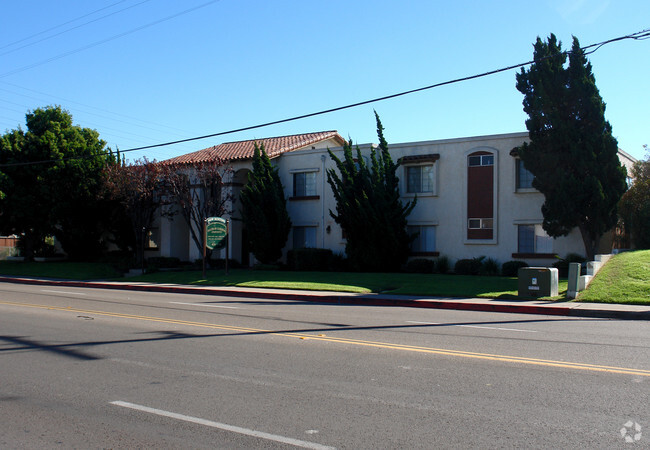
<box><xmin>205</xmin><ymin>217</ymin><xmax>227</xmax><ymax>250</ymax></box>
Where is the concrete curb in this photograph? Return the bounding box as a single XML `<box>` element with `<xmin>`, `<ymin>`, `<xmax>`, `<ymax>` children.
<box><xmin>1</xmin><ymin>276</ymin><xmax>648</xmax><ymax>321</ymax></box>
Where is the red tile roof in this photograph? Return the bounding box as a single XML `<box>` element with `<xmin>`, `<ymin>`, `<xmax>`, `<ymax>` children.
<box><xmin>162</xmin><ymin>131</ymin><xmax>345</xmax><ymax>165</ymax></box>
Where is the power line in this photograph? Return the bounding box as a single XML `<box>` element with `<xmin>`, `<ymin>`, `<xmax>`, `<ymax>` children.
<box><xmin>1</xmin><ymin>28</ymin><xmax>648</xmax><ymax>169</ymax></box>
<box><xmin>0</xmin><ymin>0</ymin><xmax>153</xmax><ymax>57</ymax></box>
<box><xmin>0</xmin><ymin>82</ymin><xmax>199</xmax><ymax>136</ymax></box>
<box><xmin>115</xmin><ymin>28</ymin><xmax>650</xmax><ymax>154</ymax></box>
<box><xmin>0</xmin><ymin>0</ymin><xmax>222</xmax><ymax>79</ymax></box>
<box><xmin>0</xmin><ymin>0</ymin><xmax>130</xmax><ymax>50</ymax></box>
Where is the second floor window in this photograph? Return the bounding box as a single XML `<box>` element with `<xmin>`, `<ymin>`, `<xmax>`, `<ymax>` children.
<box><xmin>406</xmin><ymin>165</ymin><xmax>434</xmax><ymax>193</ymax></box>
<box><xmin>516</xmin><ymin>159</ymin><xmax>534</xmax><ymax>189</ymax></box>
<box><xmin>293</xmin><ymin>172</ymin><xmax>317</xmax><ymax>197</ymax></box>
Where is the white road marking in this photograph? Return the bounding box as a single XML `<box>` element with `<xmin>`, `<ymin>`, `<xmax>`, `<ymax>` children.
<box><xmin>459</xmin><ymin>325</ymin><xmax>537</xmax><ymax>333</ymax></box>
<box><xmin>110</xmin><ymin>401</ymin><xmax>335</xmax><ymax>450</ymax></box>
<box><xmin>169</xmin><ymin>301</ymin><xmax>239</xmax><ymax>309</ymax></box>
<box><xmin>406</xmin><ymin>320</ymin><xmax>537</xmax><ymax>333</ymax></box>
<box><xmin>41</xmin><ymin>290</ymin><xmax>86</xmax><ymax>296</ymax></box>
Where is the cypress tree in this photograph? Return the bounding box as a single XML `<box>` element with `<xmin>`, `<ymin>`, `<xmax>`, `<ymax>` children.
<box><xmin>515</xmin><ymin>35</ymin><xmax>627</xmax><ymax>259</ymax></box>
<box><xmin>327</xmin><ymin>113</ymin><xmax>415</xmax><ymax>271</ymax></box>
<box><xmin>239</xmin><ymin>143</ymin><xmax>291</xmax><ymax>264</ymax></box>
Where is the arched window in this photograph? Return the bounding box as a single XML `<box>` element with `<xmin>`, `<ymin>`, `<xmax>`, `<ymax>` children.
<box><xmin>467</xmin><ymin>151</ymin><xmax>494</xmax><ymax>240</ymax></box>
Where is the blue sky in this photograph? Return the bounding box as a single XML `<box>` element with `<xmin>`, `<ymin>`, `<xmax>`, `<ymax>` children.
<box><xmin>1</xmin><ymin>0</ymin><xmax>648</xmax><ymax>162</ymax></box>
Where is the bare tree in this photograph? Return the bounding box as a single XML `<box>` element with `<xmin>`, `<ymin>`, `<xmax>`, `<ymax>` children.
<box><xmin>164</xmin><ymin>159</ymin><xmax>232</xmax><ymax>259</ymax></box>
<box><xmin>103</xmin><ymin>157</ymin><xmax>173</xmax><ymax>264</ymax></box>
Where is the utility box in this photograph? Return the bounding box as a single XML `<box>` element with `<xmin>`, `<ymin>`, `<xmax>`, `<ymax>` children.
<box><xmin>518</xmin><ymin>267</ymin><xmax>559</xmax><ymax>298</ymax></box>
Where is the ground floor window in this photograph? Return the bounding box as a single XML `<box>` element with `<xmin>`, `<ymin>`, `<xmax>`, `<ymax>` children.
<box><xmin>293</xmin><ymin>226</ymin><xmax>317</xmax><ymax>249</ymax></box>
<box><xmin>517</xmin><ymin>224</ymin><xmax>552</xmax><ymax>254</ymax></box>
<box><xmin>408</xmin><ymin>225</ymin><xmax>436</xmax><ymax>254</ymax></box>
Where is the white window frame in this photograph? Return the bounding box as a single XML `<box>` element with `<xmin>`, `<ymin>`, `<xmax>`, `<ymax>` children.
<box><xmin>402</xmin><ymin>162</ymin><xmax>438</xmax><ymax>197</ymax></box>
<box><xmin>463</xmin><ymin>147</ymin><xmax>498</xmax><ymax>245</ymax></box>
<box><xmin>407</xmin><ymin>224</ymin><xmax>437</xmax><ymax>254</ymax></box>
<box><xmin>468</xmin><ymin>218</ymin><xmax>493</xmax><ymax>230</ymax></box>
<box><xmin>515</xmin><ymin>158</ymin><xmax>535</xmax><ymax>191</ymax></box>
<box><xmin>291</xmin><ymin>169</ymin><xmax>318</xmax><ymax>198</ymax></box>
<box><xmin>406</xmin><ymin>164</ymin><xmax>435</xmax><ymax>194</ymax></box>
<box><xmin>292</xmin><ymin>225</ymin><xmax>318</xmax><ymax>249</ymax></box>
<box><xmin>517</xmin><ymin>223</ymin><xmax>553</xmax><ymax>254</ymax></box>
<box><xmin>468</xmin><ymin>154</ymin><xmax>494</xmax><ymax>167</ymax></box>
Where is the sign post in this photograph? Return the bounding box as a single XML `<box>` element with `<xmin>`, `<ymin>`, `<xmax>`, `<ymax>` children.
<box><xmin>203</xmin><ymin>217</ymin><xmax>229</xmax><ymax>277</ymax></box>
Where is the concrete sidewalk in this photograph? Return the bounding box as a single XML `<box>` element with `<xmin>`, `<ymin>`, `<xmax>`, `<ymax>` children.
<box><xmin>2</xmin><ymin>275</ymin><xmax>649</xmax><ymax>320</ymax></box>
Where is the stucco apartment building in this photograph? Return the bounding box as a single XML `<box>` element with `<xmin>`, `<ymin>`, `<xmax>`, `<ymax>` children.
<box><xmin>153</xmin><ymin>130</ymin><xmax>636</xmax><ymax>267</ymax></box>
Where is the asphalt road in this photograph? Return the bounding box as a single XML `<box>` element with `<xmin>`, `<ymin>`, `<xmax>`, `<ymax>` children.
<box><xmin>0</xmin><ymin>282</ymin><xmax>648</xmax><ymax>449</ymax></box>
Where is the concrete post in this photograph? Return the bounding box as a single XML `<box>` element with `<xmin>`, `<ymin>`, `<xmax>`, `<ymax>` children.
<box><xmin>567</xmin><ymin>262</ymin><xmax>581</xmax><ymax>300</ymax></box>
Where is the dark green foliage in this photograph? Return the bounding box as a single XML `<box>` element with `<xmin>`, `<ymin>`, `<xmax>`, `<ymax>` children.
<box><xmin>287</xmin><ymin>248</ymin><xmax>334</xmax><ymax>271</ymax></box>
<box><xmin>103</xmin><ymin>157</ymin><xmax>174</xmax><ymax>265</ymax></box>
<box><xmin>502</xmin><ymin>260</ymin><xmax>529</xmax><ymax>277</ymax></box>
<box><xmin>210</xmin><ymin>258</ymin><xmax>241</xmax><ymax>270</ymax></box>
<box><xmin>405</xmin><ymin>258</ymin><xmax>435</xmax><ymax>274</ymax></box>
<box><xmin>100</xmin><ymin>250</ymin><xmax>136</xmax><ymax>272</ymax></box>
<box><xmin>239</xmin><ymin>143</ymin><xmax>291</xmax><ymax>264</ymax></box>
<box><xmin>146</xmin><ymin>257</ymin><xmax>180</xmax><ymax>270</ymax></box>
<box><xmin>435</xmin><ymin>255</ymin><xmax>450</xmax><ymax>274</ymax></box>
<box><xmin>0</xmin><ymin>106</ymin><xmax>114</xmax><ymax>260</ymax></box>
<box><xmin>553</xmin><ymin>253</ymin><xmax>587</xmax><ymax>277</ymax></box>
<box><xmin>619</xmin><ymin>150</ymin><xmax>650</xmax><ymax>249</ymax></box>
<box><xmin>480</xmin><ymin>257</ymin><xmax>500</xmax><ymax>276</ymax></box>
<box><xmin>327</xmin><ymin>113</ymin><xmax>416</xmax><ymax>272</ymax></box>
<box><xmin>454</xmin><ymin>257</ymin><xmax>484</xmax><ymax>275</ymax></box>
<box><xmin>515</xmin><ymin>35</ymin><xmax>628</xmax><ymax>260</ymax></box>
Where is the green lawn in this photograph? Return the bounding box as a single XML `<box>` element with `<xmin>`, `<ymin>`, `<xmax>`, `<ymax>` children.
<box><xmin>578</xmin><ymin>250</ymin><xmax>650</xmax><ymax>305</ymax></box>
<box><xmin>11</xmin><ymin>255</ymin><xmax>650</xmax><ymax>305</ymax></box>
<box><xmin>120</xmin><ymin>268</ymin><xmax>569</xmax><ymax>300</ymax></box>
<box><xmin>0</xmin><ymin>261</ymin><xmax>123</xmax><ymax>280</ymax></box>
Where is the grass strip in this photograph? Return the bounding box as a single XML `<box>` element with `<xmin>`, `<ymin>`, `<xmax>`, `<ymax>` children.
<box><xmin>0</xmin><ymin>261</ymin><xmax>123</xmax><ymax>280</ymax></box>
<box><xmin>579</xmin><ymin>250</ymin><xmax>650</xmax><ymax>305</ymax></box>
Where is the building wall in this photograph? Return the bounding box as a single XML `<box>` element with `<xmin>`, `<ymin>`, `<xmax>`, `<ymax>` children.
<box><xmin>277</xmin><ymin>132</ymin><xmax>588</xmax><ymax>267</ymax></box>
<box><xmin>159</xmin><ymin>133</ymin><xmax>635</xmax><ymax>267</ymax></box>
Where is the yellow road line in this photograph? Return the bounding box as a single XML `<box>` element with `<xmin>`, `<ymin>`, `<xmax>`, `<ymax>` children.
<box><xmin>2</xmin><ymin>299</ymin><xmax>649</xmax><ymax>377</ymax></box>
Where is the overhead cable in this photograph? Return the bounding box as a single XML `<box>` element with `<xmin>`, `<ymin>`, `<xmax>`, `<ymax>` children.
<box><xmin>1</xmin><ymin>28</ymin><xmax>648</xmax><ymax>168</ymax></box>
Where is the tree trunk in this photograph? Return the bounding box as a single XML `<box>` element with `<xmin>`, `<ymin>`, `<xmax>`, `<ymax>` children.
<box><xmin>578</xmin><ymin>224</ymin><xmax>599</xmax><ymax>261</ymax></box>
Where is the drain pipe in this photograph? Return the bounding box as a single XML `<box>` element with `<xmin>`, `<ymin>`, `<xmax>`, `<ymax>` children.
<box><xmin>321</xmin><ymin>154</ymin><xmax>326</xmax><ymax>248</ymax></box>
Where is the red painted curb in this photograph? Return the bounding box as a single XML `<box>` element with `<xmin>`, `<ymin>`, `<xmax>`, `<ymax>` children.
<box><xmin>1</xmin><ymin>276</ymin><xmax>646</xmax><ymax>320</ymax></box>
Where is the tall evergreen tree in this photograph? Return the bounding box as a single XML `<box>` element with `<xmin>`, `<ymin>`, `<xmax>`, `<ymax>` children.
<box><xmin>327</xmin><ymin>113</ymin><xmax>415</xmax><ymax>272</ymax></box>
<box><xmin>239</xmin><ymin>143</ymin><xmax>291</xmax><ymax>264</ymax></box>
<box><xmin>515</xmin><ymin>35</ymin><xmax>627</xmax><ymax>259</ymax></box>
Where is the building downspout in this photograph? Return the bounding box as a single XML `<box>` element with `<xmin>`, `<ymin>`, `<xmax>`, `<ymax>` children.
<box><xmin>321</xmin><ymin>154</ymin><xmax>326</xmax><ymax>248</ymax></box>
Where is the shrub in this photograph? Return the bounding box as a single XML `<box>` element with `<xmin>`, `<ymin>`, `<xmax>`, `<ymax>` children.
<box><xmin>553</xmin><ymin>253</ymin><xmax>587</xmax><ymax>277</ymax></box>
<box><xmin>480</xmin><ymin>257</ymin><xmax>500</xmax><ymax>276</ymax></box>
<box><xmin>253</xmin><ymin>263</ymin><xmax>282</xmax><ymax>271</ymax></box>
<box><xmin>405</xmin><ymin>258</ymin><xmax>435</xmax><ymax>273</ymax></box>
<box><xmin>210</xmin><ymin>258</ymin><xmax>241</xmax><ymax>270</ymax></box>
<box><xmin>147</xmin><ymin>256</ymin><xmax>180</xmax><ymax>270</ymax></box>
<box><xmin>454</xmin><ymin>256</ymin><xmax>484</xmax><ymax>275</ymax></box>
<box><xmin>436</xmin><ymin>255</ymin><xmax>450</xmax><ymax>274</ymax></box>
<box><xmin>502</xmin><ymin>260</ymin><xmax>529</xmax><ymax>277</ymax></box>
<box><xmin>328</xmin><ymin>253</ymin><xmax>349</xmax><ymax>272</ymax></box>
<box><xmin>100</xmin><ymin>250</ymin><xmax>136</xmax><ymax>272</ymax></box>
<box><xmin>287</xmin><ymin>248</ymin><xmax>334</xmax><ymax>271</ymax></box>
